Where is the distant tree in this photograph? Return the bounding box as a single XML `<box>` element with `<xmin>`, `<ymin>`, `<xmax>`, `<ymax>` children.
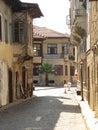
<box><xmin>38</xmin><ymin>63</ymin><xmax>55</xmax><ymax>86</ymax></box>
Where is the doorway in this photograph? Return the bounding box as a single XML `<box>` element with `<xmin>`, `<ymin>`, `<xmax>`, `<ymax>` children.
<box><xmin>88</xmin><ymin>66</ymin><xmax>90</xmax><ymax>105</ymax></box>
<box><xmin>8</xmin><ymin>69</ymin><xmax>13</xmax><ymax>103</ymax></box>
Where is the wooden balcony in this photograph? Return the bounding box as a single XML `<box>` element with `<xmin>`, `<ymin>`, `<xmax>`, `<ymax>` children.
<box><xmin>13</xmin><ymin>44</ymin><xmax>33</xmax><ymax>63</ymax></box>
<box><xmin>33</xmin><ymin>57</ymin><xmax>42</xmax><ymax>64</ymax></box>
<box><xmin>13</xmin><ymin>44</ymin><xmax>25</xmax><ymax>57</ymax></box>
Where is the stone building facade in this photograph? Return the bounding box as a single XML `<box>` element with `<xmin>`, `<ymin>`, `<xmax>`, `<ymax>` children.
<box><xmin>70</xmin><ymin>0</ymin><xmax>98</xmax><ymax>117</ymax></box>
<box><xmin>0</xmin><ymin>0</ymin><xmax>43</xmax><ymax>107</ymax></box>
<box><xmin>33</xmin><ymin>25</ymin><xmax>77</xmax><ymax>86</ymax></box>
<box><xmin>89</xmin><ymin>0</ymin><xmax>98</xmax><ymax>117</ymax></box>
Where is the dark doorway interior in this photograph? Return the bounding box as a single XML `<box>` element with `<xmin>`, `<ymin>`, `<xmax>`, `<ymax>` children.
<box><xmin>8</xmin><ymin>69</ymin><xmax>13</xmax><ymax>103</ymax></box>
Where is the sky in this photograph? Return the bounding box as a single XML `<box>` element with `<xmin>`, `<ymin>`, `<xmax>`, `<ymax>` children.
<box><xmin>21</xmin><ymin>0</ymin><xmax>70</xmax><ymax>34</ymax></box>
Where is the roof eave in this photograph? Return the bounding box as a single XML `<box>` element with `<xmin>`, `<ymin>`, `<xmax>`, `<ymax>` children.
<box><xmin>4</xmin><ymin>0</ymin><xmax>43</xmax><ymax>18</ymax></box>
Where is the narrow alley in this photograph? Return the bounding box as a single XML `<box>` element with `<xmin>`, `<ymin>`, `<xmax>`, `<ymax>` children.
<box><xmin>0</xmin><ymin>87</ymin><xmax>87</xmax><ymax>130</ymax></box>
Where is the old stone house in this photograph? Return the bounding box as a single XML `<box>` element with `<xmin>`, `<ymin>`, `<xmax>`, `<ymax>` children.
<box><xmin>33</xmin><ymin>25</ymin><xmax>77</xmax><ymax>86</ymax></box>
<box><xmin>0</xmin><ymin>0</ymin><xmax>43</xmax><ymax>107</ymax></box>
<box><xmin>70</xmin><ymin>0</ymin><xmax>98</xmax><ymax>117</ymax></box>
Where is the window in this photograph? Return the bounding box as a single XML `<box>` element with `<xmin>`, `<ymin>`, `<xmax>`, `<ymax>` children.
<box><xmin>14</xmin><ymin>22</ymin><xmax>19</xmax><ymax>42</ymax></box>
<box><xmin>0</xmin><ymin>15</ymin><xmax>2</xmax><ymax>41</ymax></box>
<box><xmin>48</xmin><ymin>44</ymin><xmax>57</xmax><ymax>54</ymax></box>
<box><xmin>70</xmin><ymin>66</ymin><xmax>75</xmax><ymax>76</ymax></box>
<box><xmin>5</xmin><ymin>20</ymin><xmax>8</xmax><ymax>43</ymax></box>
<box><xmin>14</xmin><ymin>21</ymin><xmax>25</xmax><ymax>43</ymax></box>
<box><xmin>73</xmin><ymin>47</ymin><xmax>75</xmax><ymax>56</ymax></box>
<box><xmin>62</xmin><ymin>44</ymin><xmax>68</xmax><ymax>54</ymax></box>
<box><xmin>9</xmin><ymin>23</ymin><xmax>13</xmax><ymax>44</ymax></box>
<box><xmin>34</xmin><ymin>44</ymin><xmax>42</xmax><ymax>56</ymax></box>
<box><xmin>49</xmin><ymin>80</ymin><xmax>55</xmax><ymax>84</ymax></box>
<box><xmin>65</xmin><ymin>65</ymin><xmax>68</xmax><ymax>75</ymax></box>
<box><xmin>33</xmin><ymin>66</ymin><xmax>39</xmax><ymax>76</ymax></box>
<box><xmin>55</xmin><ymin>65</ymin><xmax>63</xmax><ymax>75</ymax></box>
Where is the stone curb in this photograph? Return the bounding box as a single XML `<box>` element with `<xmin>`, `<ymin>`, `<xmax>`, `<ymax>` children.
<box><xmin>74</xmin><ymin>94</ymin><xmax>98</xmax><ymax>130</ymax></box>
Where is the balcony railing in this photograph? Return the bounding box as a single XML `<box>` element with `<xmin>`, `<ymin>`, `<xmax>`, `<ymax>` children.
<box><xmin>43</xmin><ymin>53</ymin><xmax>75</xmax><ymax>61</ymax></box>
<box><xmin>43</xmin><ymin>53</ymin><xmax>64</xmax><ymax>59</ymax></box>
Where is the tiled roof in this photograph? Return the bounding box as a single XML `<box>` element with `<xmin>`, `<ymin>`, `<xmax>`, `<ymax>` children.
<box><xmin>33</xmin><ymin>25</ymin><xmax>70</xmax><ymax>38</ymax></box>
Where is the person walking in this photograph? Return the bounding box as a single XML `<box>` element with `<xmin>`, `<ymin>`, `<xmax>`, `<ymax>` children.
<box><xmin>64</xmin><ymin>80</ymin><xmax>68</xmax><ymax>93</ymax></box>
<box><xmin>67</xmin><ymin>81</ymin><xmax>71</xmax><ymax>91</ymax></box>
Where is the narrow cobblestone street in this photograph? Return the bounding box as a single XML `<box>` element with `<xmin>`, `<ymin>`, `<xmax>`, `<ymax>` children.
<box><xmin>0</xmin><ymin>87</ymin><xmax>87</xmax><ymax>130</ymax></box>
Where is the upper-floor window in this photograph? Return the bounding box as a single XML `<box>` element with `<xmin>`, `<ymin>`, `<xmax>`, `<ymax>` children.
<box><xmin>14</xmin><ymin>21</ymin><xmax>25</xmax><ymax>43</ymax></box>
<box><xmin>48</xmin><ymin>44</ymin><xmax>57</xmax><ymax>54</ymax></box>
<box><xmin>9</xmin><ymin>23</ymin><xmax>13</xmax><ymax>44</ymax></box>
<box><xmin>5</xmin><ymin>19</ymin><xmax>8</xmax><ymax>43</ymax></box>
<box><xmin>34</xmin><ymin>44</ymin><xmax>42</xmax><ymax>56</ymax></box>
<box><xmin>0</xmin><ymin>15</ymin><xmax>2</xmax><ymax>41</ymax></box>
<box><xmin>73</xmin><ymin>47</ymin><xmax>75</xmax><ymax>56</ymax></box>
<box><xmin>62</xmin><ymin>43</ymin><xmax>68</xmax><ymax>54</ymax></box>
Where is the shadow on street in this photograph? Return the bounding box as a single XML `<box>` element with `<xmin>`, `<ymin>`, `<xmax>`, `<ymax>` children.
<box><xmin>0</xmin><ymin>87</ymin><xmax>84</xmax><ymax>130</ymax></box>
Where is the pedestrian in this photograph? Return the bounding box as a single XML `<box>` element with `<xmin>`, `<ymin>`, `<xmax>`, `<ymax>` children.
<box><xmin>67</xmin><ymin>81</ymin><xmax>71</xmax><ymax>91</ymax></box>
<box><xmin>64</xmin><ymin>80</ymin><xmax>68</xmax><ymax>93</ymax></box>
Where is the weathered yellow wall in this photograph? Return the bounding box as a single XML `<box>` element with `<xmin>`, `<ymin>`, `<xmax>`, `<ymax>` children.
<box><xmin>0</xmin><ymin>43</ymin><xmax>13</xmax><ymax>67</ymax></box>
<box><xmin>0</xmin><ymin>0</ymin><xmax>14</xmax><ymax>106</ymax></box>
<box><xmin>89</xmin><ymin>1</ymin><xmax>98</xmax><ymax>115</ymax></box>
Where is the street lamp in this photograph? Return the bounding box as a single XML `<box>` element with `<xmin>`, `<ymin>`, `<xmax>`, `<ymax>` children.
<box><xmin>80</xmin><ymin>60</ymin><xmax>84</xmax><ymax>101</ymax></box>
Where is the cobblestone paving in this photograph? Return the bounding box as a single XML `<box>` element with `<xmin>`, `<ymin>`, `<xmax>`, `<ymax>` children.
<box><xmin>0</xmin><ymin>87</ymin><xmax>88</xmax><ymax>130</ymax></box>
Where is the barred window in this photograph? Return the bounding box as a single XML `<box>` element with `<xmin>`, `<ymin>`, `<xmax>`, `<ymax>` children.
<box><xmin>62</xmin><ymin>43</ymin><xmax>68</xmax><ymax>54</ymax></box>
<box><xmin>65</xmin><ymin>65</ymin><xmax>68</xmax><ymax>75</ymax></box>
<box><xmin>34</xmin><ymin>44</ymin><xmax>42</xmax><ymax>56</ymax></box>
<box><xmin>14</xmin><ymin>21</ymin><xmax>25</xmax><ymax>43</ymax></box>
<box><xmin>48</xmin><ymin>44</ymin><xmax>57</xmax><ymax>54</ymax></box>
<box><xmin>55</xmin><ymin>65</ymin><xmax>63</xmax><ymax>75</ymax></box>
<box><xmin>70</xmin><ymin>66</ymin><xmax>75</xmax><ymax>76</ymax></box>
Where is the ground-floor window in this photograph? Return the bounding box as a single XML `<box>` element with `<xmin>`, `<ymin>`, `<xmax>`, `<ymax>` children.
<box><xmin>55</xmin><ymin>65</ymin><xmax>63</xmax><ymax>75</ymax></box>
<box><xmin>65</xmin><ymin>65</ymin><xmax>68</xmax><ymax>75</ymax></box>
<box><xmin>33</xmin><ymin>66</ymin><xmax>39</xmax><ymax>76</ymax></box>
<box><xmin>70</xmin><ymin>66</ymin><xmax>75</xmax><ymax>76</ymax></box>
